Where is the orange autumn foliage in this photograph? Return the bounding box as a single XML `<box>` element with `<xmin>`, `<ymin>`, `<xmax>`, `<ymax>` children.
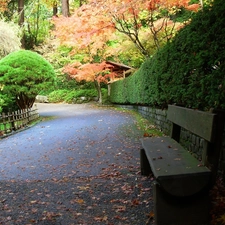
<box><xmin>0</xmin><ymin>0</ymin><xmax>9</xmax><ymax>12</ymax></box>
<box><xmin>52</xmin><ymin>3</ymin><xmax>115</xmax><ymax>60</ymax></box>
<box><xmin>52</xmin><ymin>0</ymin><xmax>200</xmax><ymax>59</ymax></box>
<box><xmin>186</xmin><ymin>3</ymin><xmax>200</xmax><ymax>12</ymax></box>
<box><xmin>63</xmin><ymin>61</ymin><xmax>119</xmax><ymax>103</ymax></box>
<box><xmin>63</xmin><ymin>61</ymin><xmax>117</xmax><ymax>84</ymax></box>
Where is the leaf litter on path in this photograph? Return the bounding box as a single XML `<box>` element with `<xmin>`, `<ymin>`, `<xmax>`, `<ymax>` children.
<box><xmin>0</xmin><ymin>104</ymin><xmax>154</xmax><ymax>224</ymax></box>
<box><xmin>0</xmin><ymin>174</ymin><xmax>152</xmax><ymax>225</ymax></box>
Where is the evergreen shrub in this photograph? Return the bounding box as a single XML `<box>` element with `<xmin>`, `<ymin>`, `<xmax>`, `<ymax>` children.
<box><xmin>0</xmin><ymin>50</ymin><xmax>55</xmax><ymax>109</ymax></box>
<box><xmin>48</xmin><ymin>89</ymin><xmax>98</xmax><ymax>103</ymax></box>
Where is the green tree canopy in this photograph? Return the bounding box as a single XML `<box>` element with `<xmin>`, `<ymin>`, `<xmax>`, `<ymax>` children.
<box><xmin>0</xmin><ymin>50</ymin><xmax>56</xmax><ymax>109</ymax></box>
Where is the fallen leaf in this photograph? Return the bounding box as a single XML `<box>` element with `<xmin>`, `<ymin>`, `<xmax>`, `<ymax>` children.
<box><xmin>30</xmin><ymin>200</ymin><xmax>38</xmax><ymax>204</ymax></box>
<box><xmin>148</xmin><ymin>210</ymin><xmax>154</xmax><ymax>219</ymax></box>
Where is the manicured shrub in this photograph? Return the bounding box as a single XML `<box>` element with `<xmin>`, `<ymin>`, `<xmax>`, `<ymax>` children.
<box><xmin>0</xmin><ymin>50</ymin><xmax>55</xmax><ymax>109</ymax></box>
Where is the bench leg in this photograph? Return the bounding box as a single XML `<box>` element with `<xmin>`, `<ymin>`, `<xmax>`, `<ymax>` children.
<box><xmin>153</xmin><ymin>182</ymin><xmax>210</xmax><ymax>225</ymax></box>
<box><xmin>140</xmin><ymin>148</ymin><xmax>152</xmax><ymax>175</ymax></box>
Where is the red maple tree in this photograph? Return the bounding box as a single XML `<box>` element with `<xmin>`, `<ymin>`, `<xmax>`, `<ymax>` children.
<box><xmin>52</xmin><ymin>2</ymin><xmax>115</xmax><ymax>61</ymax></box>
<box><xmin>52</xmin><ymin>0</ymin><xmax>200</xmax><ymax>58</ymax></box>
<box><xmin>63</xmin><ymin>61</ymin><xmax>117</xmax><ymax>103</ymax></box>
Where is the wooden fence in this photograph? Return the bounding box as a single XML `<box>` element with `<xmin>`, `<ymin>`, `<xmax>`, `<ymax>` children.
<box><xmin>0</xmin><ymin>105</ymin><xmax>39</xmax><ymax>136</ymax></box>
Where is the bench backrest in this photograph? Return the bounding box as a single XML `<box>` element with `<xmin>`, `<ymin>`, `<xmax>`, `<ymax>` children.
<box><xmin>167</xmin><ymin>105</ymin><xmax>216</xmax><ymax>143</ymax></box>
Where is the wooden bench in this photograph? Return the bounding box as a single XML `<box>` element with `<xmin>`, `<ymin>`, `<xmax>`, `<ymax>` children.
<box><xmin>140</xmin><ymin>105</ymin><xmax>224</xmax><ymax>225</ymax></box>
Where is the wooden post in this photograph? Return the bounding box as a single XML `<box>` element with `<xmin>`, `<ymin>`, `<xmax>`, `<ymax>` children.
<box><xmin>170</xmin><ymin>123</ymin><xmax>181</xmax><ymax>143</ymax></box>
<box><xmin>208</xmin><ymin>109</ymin><xmax>225</xmax><ymax>184</ymax></box>
<box><xmin>140</xmin><ymin>148</ymin><xmax>152</xmax><ymax>175</ymax></box>
<box><xmin>2</xmin><ymin>113</ymin><xmax>6</xmax><ymax>134</ymax></box>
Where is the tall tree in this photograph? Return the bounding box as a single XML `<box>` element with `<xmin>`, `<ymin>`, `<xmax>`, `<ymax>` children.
<box><xmin>18</xmin><ymin>0</ymin><xmax>24</xmax><ymax>25</ymax></box>
<box><xmin>18</xmin><ymin>0</ymin><xmax>25</xmax><ymax>47</ymax></box>
<box><xmin>53</xmin><ymin>0</ymin><xmax>58</xmax><ymax>16</ymax></box>
<box><xmin>52</xmin><ymin>0</ymin><xmax>200</xmax><ymax>60</ymax></box>
<box><xmin>106</xmin><ymin>0</ymin><xmax>200</xmax><ymax>56</ymax></box>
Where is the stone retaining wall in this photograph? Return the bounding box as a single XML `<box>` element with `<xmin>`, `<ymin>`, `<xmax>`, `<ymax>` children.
<box><xmin>118</xmin><ymin>104</ymin><xmax>225</xmax><ymax>172</ymax></box>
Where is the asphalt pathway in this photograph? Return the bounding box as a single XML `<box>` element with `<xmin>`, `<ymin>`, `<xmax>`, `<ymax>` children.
<box><xmin>0</xmin><ymin>103</ymin><xmax>153</xmax><ymax>225</ymax></box>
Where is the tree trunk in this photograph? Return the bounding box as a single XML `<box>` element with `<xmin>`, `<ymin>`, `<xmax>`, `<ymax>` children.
<box><xmin>18</xmin><ymin>0</ymin><xmax>24</xmax><ymax>26</ymax></box>
<box><xmin>16</xmin><ymin>93</ymin><xmax>36</xmax><ymax>110</ymax></box>
<box><xmin>53</xmin><ymin>1</ymin><xmax>58</xmax><ymax>16</ymax></box>
<box><xmin>95</xmin><ymin>81</ymin><xmax>102</xmax><ymax>104</ymax></box>
<box><xmin>61</xmin><ymin>0</ymin><xmax>69</xmax><ymax>17</ymax></box>
<box><xmin>18</xmin><ymin>0</ymin><xmax>25</xmax><ymax>47</ymax></box>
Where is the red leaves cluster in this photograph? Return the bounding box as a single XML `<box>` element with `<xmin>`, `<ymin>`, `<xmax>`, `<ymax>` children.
<box><xmin>52</xmin><ymin>2</ymin><xmax>115</xmax><ymax>59</ymax></box>
<box><xmin>146</xmin><ymin>0</ymin><xmax>199</xmax><ymax>11</ymax></box>
<box><xmin>63</xmin><ymin>61</ymin><xmax>117</xmax><ymax>84</ymax></box>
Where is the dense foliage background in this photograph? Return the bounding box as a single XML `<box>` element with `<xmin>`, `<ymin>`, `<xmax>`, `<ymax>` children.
<box><xmin>0</xmin><ymin>0</ymin><xmax>206</xmax><ymax>110</ymax></box>
<box><xmin>110</xmin><ymin>0</ymin><xmax>225</xmax><ymax>111</ymax></box>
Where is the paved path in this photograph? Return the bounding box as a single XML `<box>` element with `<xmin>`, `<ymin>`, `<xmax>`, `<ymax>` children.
<box><xmin>0</xmin><ymin>103</ymin><xmax>142</xmax><ymax>180</ymax></box>
<box><xmin>0</xmin><ymin>103</ymin><xmax>153</xmax><ymax>225</ymax></box>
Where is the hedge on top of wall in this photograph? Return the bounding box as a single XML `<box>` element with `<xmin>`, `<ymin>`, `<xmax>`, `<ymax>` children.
<box><xmin>110</xmin><ymin>0</ymin><xmax>225</xmax><ymax>111</ymax></box>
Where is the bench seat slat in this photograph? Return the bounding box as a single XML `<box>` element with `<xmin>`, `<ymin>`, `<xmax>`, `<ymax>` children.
<box><xmin>141</xmin><ymin>137</ymin><xmax>211</xmax><ymax>196</ymax></box>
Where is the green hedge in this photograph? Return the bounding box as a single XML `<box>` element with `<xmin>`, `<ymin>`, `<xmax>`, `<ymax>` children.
<box><xmin>110</xmin><ymin>0</ymin><xmax>225</xmax><ymax>110</ymax></box>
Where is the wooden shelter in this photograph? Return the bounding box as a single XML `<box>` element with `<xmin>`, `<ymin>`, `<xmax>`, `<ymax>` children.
<box><xmin>106</xmin><ymin>61</ymin><xmax>135</xmax><ymax>95</ymax></box>
<box><xmin>106</xmin><ymin>61</ymin><xmax>135</xmax><ymax>83</ymax></box>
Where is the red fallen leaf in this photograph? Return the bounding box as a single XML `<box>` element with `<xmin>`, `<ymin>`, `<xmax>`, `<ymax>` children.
<box><xmin>168</xmin><ymin>145</ymin><xmax>172</xmax><ymax>148</ymax></box>
<box><xmin>114</xmin><ymin>215</ymin><xmax>128</xmax><ymax>221</ymax></box>
<box><xmin>70</xmin><ymin>198</ymin><xmax>85</xmax><ymax>204</ymax></box>
<box><xmin>31</xmin><ymin>208</ymin><xmax>38</xmax><ymax>213</ymax></box>
<box><xmin>94</xmin><ymin>217</ymin><xmax>102</xmax><ymax>222</ymax></box>
<box><xmin>143</xmin><ymin>132</ymin><xmax>152</xmax><ymax>137</ymax></box>
<box><xmin>148</xmin><ymin>210</ymin><xmax>154</xmax><ymax>219</ymax></box>
<box><xmin>198</xmin><ymin>164</ymin><xmax>203</xmax><ymax>167</ymax></box>
<box><xmin>131</xmin><ymin>199</ymin><xmax>140</xmax><ymax>206</ymax></box>
<box><xmin>114</xmin><ymin>215</ymin><xmax>122</xmax><ymax>220</ymax></box>
<box><xmin>94</xmin><ymin>215</ymin><xmax>108</xmax><ymax>221</ymax></box>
